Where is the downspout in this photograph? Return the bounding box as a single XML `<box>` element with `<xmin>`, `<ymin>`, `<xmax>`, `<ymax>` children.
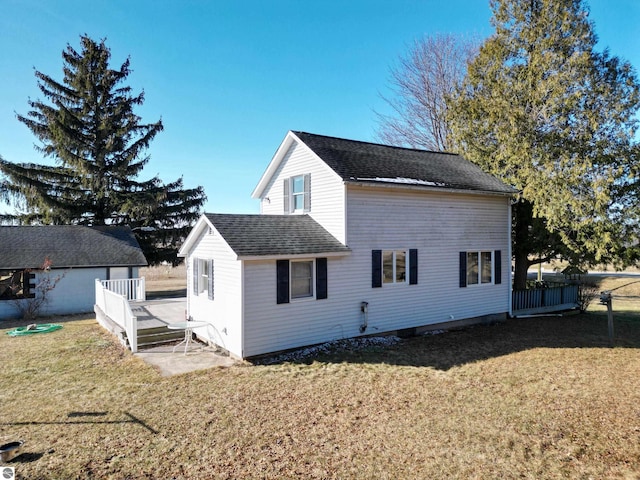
<box><xmin>508</xmin><ymin>198</ymin><xmax>513</xmax><ymax>317</ymax></box>
<box><xmin>240</xmin><ymin>260</ymin><xmax>245</xmax><ymax>359</ymax></box>
<box><xmin>185</xmin><ymin>258</ymin><xmax>191</xmax><ymax>321</ymax></box>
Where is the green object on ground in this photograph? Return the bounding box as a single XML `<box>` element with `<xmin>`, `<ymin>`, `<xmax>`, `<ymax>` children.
<box><xmin>6</xmin><ymin>324</ymin><xmax>63</xmax><ymax>336</ymax></box>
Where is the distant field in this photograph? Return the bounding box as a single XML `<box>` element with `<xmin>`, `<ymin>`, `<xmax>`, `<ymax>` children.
<box><xmin>140</xmin><ymin>264</ymin><xmax>186</xmax><ymax>297</ymax></box>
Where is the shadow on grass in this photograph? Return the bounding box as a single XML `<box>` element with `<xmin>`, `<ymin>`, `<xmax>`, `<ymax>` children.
<box><xmin>259</xmin><ymin>312</ymin><xmax>640</xmax><ymax>370</ymax></box>
<box><xmin>1</xmin><ymin>411</ymin><xmax>158</xmax><ymax>435</ymax></box>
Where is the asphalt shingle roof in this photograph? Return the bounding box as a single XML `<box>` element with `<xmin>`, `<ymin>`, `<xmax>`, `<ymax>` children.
<box><xmin>0</xmin><ymin>225</ymin><xmax>147</xmax><ymax>270</ymax></box>
<box><xmin>205</xmin><ymin>214</ymin><xmax>350</xmax><ymax>257</ymax></box>
<box><xmin>293</xmin><ymin>131</ymin><xmax>516</xmax><ymax>195</ymax></box>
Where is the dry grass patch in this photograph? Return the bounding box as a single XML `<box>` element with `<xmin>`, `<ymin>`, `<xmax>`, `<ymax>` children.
<box><xmin>1</xmin><ymin>312</ymin><xmax>640</xmax><ymax>479</ymax></box>
<box><xmin>140</xmin><ymin>264</ymin><xmax>186</xmax><ymax>297</ymax></box>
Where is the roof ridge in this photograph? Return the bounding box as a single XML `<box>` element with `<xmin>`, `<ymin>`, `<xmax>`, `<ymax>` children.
<box><xmin>292</xmin><ymin>130</ymin><xmax>460</xmax><ymax>157</ymax></box>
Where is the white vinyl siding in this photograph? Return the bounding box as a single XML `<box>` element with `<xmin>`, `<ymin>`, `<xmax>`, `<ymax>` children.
<box><xmin>187</xmin><ymin>227</ymin><xmax>242</xmax><ymax>357</ymax></box>
<box><xmin>345</xmin><ymin>186</ymin><xmax>510</xmax><ymax>330</ymax></box>
<box><xmin>0</xmin><ymin>266</ymin><xmax>125</xmax><ymax>319</ymax></box>
<box><xmin>241</xmin><ymin>186</ymin><xmax>510</xmax><ymax>358</ymax></box>
<box><xmin>243</xmin><ymin>257</ymin><xmax>351</xmax><ymax>357</ymax></box>
<box><xmin>259</xmin><ymin>141</ymin><xmax>346</xmax><ymax>243</ymax></box>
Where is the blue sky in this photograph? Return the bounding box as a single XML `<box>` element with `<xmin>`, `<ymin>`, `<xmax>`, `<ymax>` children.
<box><xmin>1</xmin><ymin>0</ymin><xmax>638</xmax><ymax>214</ymax></box>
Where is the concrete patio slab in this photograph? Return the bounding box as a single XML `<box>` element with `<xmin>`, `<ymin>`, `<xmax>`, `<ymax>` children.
<box><xmin>128</xmin><ymin>297</ymin><xmax>238</xmax><ymax>375</ymax></box>
<box><xmin>136</xmin><ymin>343</ymin><xmax>237</xmax><ymax>376</ymax></box>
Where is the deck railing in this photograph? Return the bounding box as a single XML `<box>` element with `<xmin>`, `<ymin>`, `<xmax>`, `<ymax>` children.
<box><xmin>512</xmin><ymin>284</ymin><xmax>579</xmax><ymax>315</ymax></box>
<box><xmin>100</xmin><ymin>277</ymin><xmax>146</xmax><ymax>302</ymax></box>
<box><xmin>95</xmin><ymin>279</ymin><xmax>138</xmax><ymax>352</ymax></box>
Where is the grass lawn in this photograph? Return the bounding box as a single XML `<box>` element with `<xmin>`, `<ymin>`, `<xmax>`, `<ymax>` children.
<box><xmin>1</xmin><ymin>281</ymin><xmax>640</xmax><ymax>478</ymax></box>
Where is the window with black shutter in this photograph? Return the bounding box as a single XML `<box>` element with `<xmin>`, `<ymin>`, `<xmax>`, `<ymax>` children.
<box><xmin>372</xmin><ymin>249</ymin><xmax>417</xmax><ymax>287</ymax></box>
<box><xmin>460</xmin><ymin>250</ymin><xmax>496</xmax><ymax>286</ymax></box>
<box><xmin>277</xmin><ymin>257</ymin><xmax>328</xmax><ymax>304</ymax></box>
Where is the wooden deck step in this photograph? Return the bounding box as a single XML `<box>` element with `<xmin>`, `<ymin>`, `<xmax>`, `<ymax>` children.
<box><xmin>119</xmin><ymin>325</ymin><xmax>185</xmax><ymax>350</ymax></box>
<box><xmin>138</xmin><ymin>330</ymin><xmax>184</xmax><ymax>348</ymax></box>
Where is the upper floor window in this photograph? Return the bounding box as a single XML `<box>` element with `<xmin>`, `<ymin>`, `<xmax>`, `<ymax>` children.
<box><xmin>283</xmin><ymin>174</ymin><xmax>310</xmax><ymax>214</ymax></box>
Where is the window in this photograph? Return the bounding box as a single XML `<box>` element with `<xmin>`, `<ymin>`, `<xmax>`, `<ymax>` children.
<box><xmin>0</xmin><ymin>270</ymin><xmax>33</xmax><ymax>300</ymax></box>
<box><xmin>372</xmin><ymin>249</ymin><xmax>418</xmax><ymax>288</ymax></box>
<box><xmin>192</xmin><ymin>258</ymin><xmax>214</xmax><ymax>300</ymax></box>
<box><xmin>459</xmin><ymin>250</ymin><xmax>501</xmax><ymax>287</ymax></box>
<box><xmin>292</xmin><ymin>175</ymin><xmax>305</xmax><ymax>212</ymax></box>
<box><xmin>276</xmin><ymin>258</ymin><xmax>328</xmax><ymax>304</ymax></box>
<box><xmin>283</xmin><ymin>174</ymin><xmax>310</xmax><ymax>213</ymax></box>
<box><xmin>383</xmin><ymin>251</ymin><xmax>406</xmax><ymax>284</ymax></box>
<box><xmin>291</xmin><ymin>260</ymin><xmax>313</xmax><ymax>299</ymax></box>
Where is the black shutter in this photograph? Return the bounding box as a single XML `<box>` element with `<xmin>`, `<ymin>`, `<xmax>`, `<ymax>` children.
<box><xmin>316</xmin><ymin>257</ymin><xmax>327</xmax><ymax>300</ymax></box>
<box><xmin>494</xmin><ymin>250</ymin><xmax>502</xmax><ymax>285</ymax></box>
<box><xmin>25</xmin><ymin>270</ymin><xmax>36</xmax><ymax>298</ymax></box>
<box><xmin>276</xmin><ymin>259</ymin><xmax>290</xmax><ymax>304</ymax></box>
<box><xmin>459</xmin><ymin>252</ymin><xmax>467</xmax><ymax>288</ymax></box>
<box><xmin>208</xmin><ymin>259</ymin><xmax>214</xmax><ymax>300</ymax></box>
<box><xmin>193</xmin><ymin>258</ymin><xmax>199</xmax><ymax>296</ymax></box>
<box><xmin>372</xmin><ymin>250</ymin><xmax>382</xmax><ymax>288</ymax></box>
<box><xmin>409</xmin><ymin>249</ymin><xmax>418</xmax><ymax>285</ymax></box>
<box><xmin>283</xmin><ymin>178</ymin><xmax>289</xmax><ymax>213</ymax></box>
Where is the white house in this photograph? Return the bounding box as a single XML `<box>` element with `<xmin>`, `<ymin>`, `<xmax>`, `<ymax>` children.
<box><xmin>0</xmin><ymin>225</ymin><xmax>147</xmax><ymax>319</ymax></box>
<box><xmin>179</xmin><ymin>131</ymin><xmax>516</xmax><ymax>359</ymax></box>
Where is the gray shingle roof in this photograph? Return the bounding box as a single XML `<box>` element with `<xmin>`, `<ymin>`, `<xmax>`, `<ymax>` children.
<box><xmin>0</xmin><ymin>225</ymin><xmax>147</xmax><ymax>270</ymax></box>
<box><xmin>205</xmin><ymin>214</ymin><xmax>350</xmax><ymax>257</ymax></box>
<box><xmin>293</xmin><ymin>131</ymin><xmax>516</xmax><ymax>195</ymax></box>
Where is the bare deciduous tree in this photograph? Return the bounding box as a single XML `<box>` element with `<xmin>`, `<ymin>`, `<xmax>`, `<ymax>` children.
<box><xmin>376</xmin><ymin>33</ymin><xmax>478</xmax><ymax>151</ymax></box>
<box><xmin>10</xmin><ymin>257</ymin><xmax>66</xmax><ymax>320</ymax></box>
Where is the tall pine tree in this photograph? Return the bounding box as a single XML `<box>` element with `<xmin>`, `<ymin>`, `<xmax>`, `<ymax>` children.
<box><xmin>448</xmin><ymin>0</ymin><xmax>640</xmax><ymax>288</ymax></box>
<box><xmin>0</xmin><ymin>36</ymin><xmax>206</xmax><ymax>264</ymax></box>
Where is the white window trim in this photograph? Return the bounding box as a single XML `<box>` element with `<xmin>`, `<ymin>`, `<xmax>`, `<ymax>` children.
<box><xmin>383</xmin><ymin>250</ymin><xmax>408</xmax><ymax>285</ymax></box>
<box><xmin>291</xmin><ymin>175</ymin><xmax>305</xmax><ymax>213</ymax></box>
<box><xmin>198</xmin><ymin>258</ymin><xmax>209</xmax><ymax>294</ymax></box>
<box><xmin>466</xmin><ymin>250</ymin><xmax>494</xmax><ymax>287</ymax></box>
<box><xmin>285</xmin><ymin>174</ymin><xmax>310</xmax><ymax>215</ymax></box>
<box><xmin>290</xmin><ymin>258</ymin><xmax>315</xmax><ymax>301</ymax></box>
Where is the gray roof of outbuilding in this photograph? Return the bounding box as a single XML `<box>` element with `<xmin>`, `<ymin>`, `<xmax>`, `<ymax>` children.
<box><xmin>0</xmin><ymin>225</ymin><xmax>147</xmax><ymax>270</ymax></box>
<box><xmin>205</xmin><ymin>213</ymin><xmax>350</xmax><ymax>257</ymax></box>
<box><xmin>293</xmin><ymin>131</ymin><xmax>517</xmax><ymax>195</ymax></box>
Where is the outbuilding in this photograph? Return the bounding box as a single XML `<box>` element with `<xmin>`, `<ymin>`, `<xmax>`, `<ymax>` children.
<box><xmin>0</xmin><ymin>225</ymin><xmax>147</xmax><ymax>319</ymax></box>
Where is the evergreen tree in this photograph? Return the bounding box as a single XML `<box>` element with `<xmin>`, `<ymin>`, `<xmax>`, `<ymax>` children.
<box><xmin>448</xmin><ymin>0</ymin><xmax>640</xmax><ymax>288</ymax></box>
<box><xmin>0</xmin><ymin>36</ymin><xmax>206</xmax><ymax>264</ymax></box>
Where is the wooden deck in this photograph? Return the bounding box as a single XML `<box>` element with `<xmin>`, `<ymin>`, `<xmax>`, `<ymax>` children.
<box><xmin>127</xmin><ymin>298</ymin><xmax>188</xmax><ymax>349</ymax></box>
<box><xmin>129</xmin><ymin>297</ymin><xmax>187</xmax><ymax>329</ymax></box>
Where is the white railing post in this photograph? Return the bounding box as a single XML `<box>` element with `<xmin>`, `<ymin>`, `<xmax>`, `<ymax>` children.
<box><xmin>140</xmin><ymin>276</ymin><xmax>146</xmax><ymax>301</ymax></box>
<box><xmin>100</xmin><ymin>277</ymin><xmax>146</xmax><ymax>302</ymax></box>
<box><xmin>95</xmin><ymin>280</ymin><xmax>138</xmax><ymax>353</ymax></box>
